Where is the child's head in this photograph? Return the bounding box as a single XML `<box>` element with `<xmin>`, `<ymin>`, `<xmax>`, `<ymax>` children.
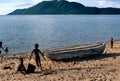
<box><xmin>35</xmin><ymin>43</ymin><xmax>39</xmax><ymax>49</ymax></box>
<box><xmin>19</xmin><ymin>58</ymin><xmax>24</xmax><ymax>64</ymax></box>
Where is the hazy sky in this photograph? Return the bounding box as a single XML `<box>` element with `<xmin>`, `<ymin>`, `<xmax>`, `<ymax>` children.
<box><xmin>0</xmin><ymin>0</ymin><xmax>120</xmax><ymax>15</ymax></box>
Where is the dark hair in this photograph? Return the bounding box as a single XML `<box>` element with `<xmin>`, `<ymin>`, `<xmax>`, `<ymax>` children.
<box><xmin>0</xmin><ymin>41</ymin><xmax>2</xmax><ymax>47</ymax></box>
<box><xmin>19</xmin><ymin>58</ymin><xmax>24</xmax><ymax>63</ymax></box>
<box><xmin>35</xmin><ymin>43</ymin><xmax>39</xmax><ymax>48</ymax></box>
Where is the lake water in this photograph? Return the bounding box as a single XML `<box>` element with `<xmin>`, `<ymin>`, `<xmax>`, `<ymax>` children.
<box><xmin>0</xmin><ymin>15</ymin><xmax>120</xmax><ymax>54</ymax></box>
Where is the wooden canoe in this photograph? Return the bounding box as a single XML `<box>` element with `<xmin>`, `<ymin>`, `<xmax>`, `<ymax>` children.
<box><xmin>45</xmin><ymin>42</ymin><xmax>105</xmax><ymax>60</ymax></box>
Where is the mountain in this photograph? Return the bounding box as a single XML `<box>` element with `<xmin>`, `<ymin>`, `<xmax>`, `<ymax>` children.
<box><xmin>8</xmin><ymin>0</ymin><xmax>120</xmax><ymax>15</ymax></box>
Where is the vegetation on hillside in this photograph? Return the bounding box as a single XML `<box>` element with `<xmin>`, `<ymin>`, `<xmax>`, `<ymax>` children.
<box><xmin>8</xmin><ymin>0</ymin><xmax>120</xmax><ymax>15</ymax></box>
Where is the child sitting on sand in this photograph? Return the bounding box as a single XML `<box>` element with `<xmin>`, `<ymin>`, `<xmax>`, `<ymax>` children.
<box><xmin>17</xmin><ymin>58</ymin><xmax>27</xmax><ymax>74</ymax></box>
<box><xmin>30</xmin><ymin>43</ymin><xmax>46</xmax><ymax>71</ymax></box>
<box><xmin>111</xmin><ymin>38</ymin><xmax>114</xmax><ymax>48</ymax></box>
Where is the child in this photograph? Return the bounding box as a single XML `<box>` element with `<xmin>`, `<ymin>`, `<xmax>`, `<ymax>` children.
<box><xmin>111</xmin><ymin>38</ymin><xmax>114</xmax><ymax>48</ymax></box>
<box><xmin>0</xmin><ymin>41</ymin><xmax>8</xmax><ymax>54</ymax></box>
<box><xmin>0</xmin><ymin>41</ymin><xmax>4</xmax><ymax>54</ymax></box>
<box><xmin>30</xmin><ymin>43</ymin><xmax>46</xmax><ymax>71</ymax></box>
<box><xmin>17</xmin><ymin>58</ymin><xmax>27</xmax><ymax>74</ymax></box>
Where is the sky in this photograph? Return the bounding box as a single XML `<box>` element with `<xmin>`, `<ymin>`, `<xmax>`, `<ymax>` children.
<box><xmin>0</xmin><ymin>0</ymin><xmax>120</xmax><ymax>15</ymax></box>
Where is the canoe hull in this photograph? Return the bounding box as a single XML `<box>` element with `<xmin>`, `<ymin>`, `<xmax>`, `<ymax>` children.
<box><xmin>45</xmin><ymin>43</ymin><xmax>105</xmax><ymax>60</ymax></box>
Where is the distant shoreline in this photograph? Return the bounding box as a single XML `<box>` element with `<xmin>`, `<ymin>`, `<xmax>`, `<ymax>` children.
<box><xmin>1</xmin><ymin>14</ymin><xmax>120</xmax><ymax>16</ymax></box>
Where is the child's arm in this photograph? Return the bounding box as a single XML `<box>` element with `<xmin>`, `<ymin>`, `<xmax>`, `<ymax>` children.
<box><xmin>39</xmin><ymin>50</ymin><xmax>46</xmax><ymax>60</ymax></box>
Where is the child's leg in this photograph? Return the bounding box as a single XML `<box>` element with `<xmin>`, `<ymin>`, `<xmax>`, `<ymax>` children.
<box><xmin>36</xmin><ymin>58</ymin><xmax>42</xmax><ymax>71</ymax></box>
<box><xmin>38</xmin><ymin>60</ymin><xmax>42</xmax><ymax>71</ymax></box>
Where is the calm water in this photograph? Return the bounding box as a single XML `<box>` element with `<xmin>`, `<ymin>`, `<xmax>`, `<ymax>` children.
<box><xmin>0</xmin><ymin>15</ymin><xmax>120</xmax><ymax>54</ymax></box>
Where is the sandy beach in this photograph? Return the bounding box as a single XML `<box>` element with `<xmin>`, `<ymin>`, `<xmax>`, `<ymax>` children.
<box><xmin>0</xmin><ymin>40</ymin><xmax>120</xmax><ymax>81</ymax></box>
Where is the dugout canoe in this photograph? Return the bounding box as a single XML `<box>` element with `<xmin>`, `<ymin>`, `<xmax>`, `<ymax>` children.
<box><xmin>45</xmin><ymin>42</ymin><xmax>105</xmax><ymax>60</ymax></box>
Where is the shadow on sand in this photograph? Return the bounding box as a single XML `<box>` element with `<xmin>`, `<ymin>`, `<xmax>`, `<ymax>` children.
<box><xmin>52</xmin><ymin>53</ymin><xmax>120</xmax><ymax>73</ymax></box>
<box><xmin>58</xmin><ymin>53</ymin><xmax>120</xmax><ymax>62</ymax></box>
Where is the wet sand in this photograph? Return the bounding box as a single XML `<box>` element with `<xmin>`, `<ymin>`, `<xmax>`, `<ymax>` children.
<box><xmin>0</xmin><ymin>40</ymin><xmax>120</xmax><ymax>81</ymax></box>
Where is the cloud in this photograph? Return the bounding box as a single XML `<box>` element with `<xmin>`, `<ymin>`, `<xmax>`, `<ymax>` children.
<box><xmin>0</xmin><ymin>0</ymin><xmax>43</xmax><ymax>15</ymax></box>
<box><xmin>72</xmin><ymin>0</ymin><xmax>120</xmax><ymax>8</ymax></box>
<box><xmin>13</xmin><ymin>3</ymin><xmax>36</xmax><ymax>9</ymax></box>
<box><xmin>0</xmin><ymin>3</ymin><xmax>15</xmax><ymax>15</ymax></box>
<box><xmin>13</xmin><ymin>0</ymin><xmax>42</xmax><ymax>8</ymax></box>
<box><xmin>97</xmin><ymin>0</ymin><xmax>120</xmax><ymax>8</ymax></box>
<box><xmin>98</xmin><ymin>0</ymin><xmax>106</xmax><ymax>6</ymax></box>
<box><xmin>107</xmin><ymin>0</ymin><xmax>120</xmax><ymax>1</ymax></box>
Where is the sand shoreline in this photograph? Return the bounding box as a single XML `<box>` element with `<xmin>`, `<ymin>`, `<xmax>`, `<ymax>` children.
<box><xmin>0</xmin><ymin>40</ymin><xmax>120</xmax><ymax>81</ymax></box>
